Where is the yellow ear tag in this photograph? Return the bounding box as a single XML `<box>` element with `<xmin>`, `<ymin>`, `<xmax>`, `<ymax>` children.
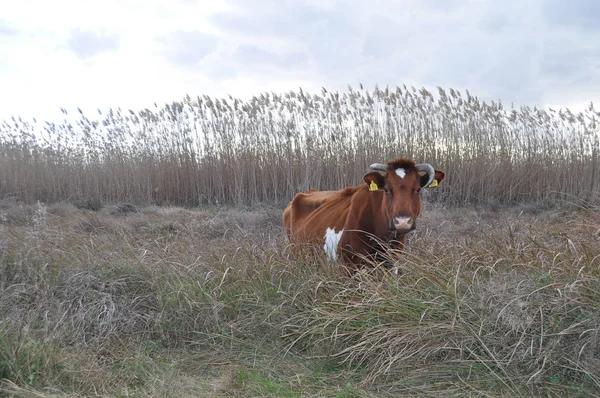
<box><xmin>369</xmin><ymin>181</ymin><xmax>379</xmax><ymax>191</ymax></box>
<box><xmin>428</xmin><ymin>179</ymin><xmax>439</xmax><ymax>188</ymax></box>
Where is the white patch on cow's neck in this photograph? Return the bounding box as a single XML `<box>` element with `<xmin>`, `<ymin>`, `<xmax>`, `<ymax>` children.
<box><xmin>323</xmin><ymin>227</ymin><xmax>343</xmax><ymax>262</ymax></box>
<box><xmin>395</xmin><ymin>168</ymin><xmax>406</xmax><ymax>178</ymax></box>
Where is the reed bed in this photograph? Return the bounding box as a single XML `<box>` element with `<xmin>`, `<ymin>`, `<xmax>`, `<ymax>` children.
<box><xmin>1</xmin><ymin>85</ymin><xmax>598</xmax><ymax>207</ymax></box>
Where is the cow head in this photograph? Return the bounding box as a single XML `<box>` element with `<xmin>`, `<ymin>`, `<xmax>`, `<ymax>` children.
<box><xmin>363</xmin><ymin>158</ymin><xmax>445</xmax><ymax>234</ymax></box>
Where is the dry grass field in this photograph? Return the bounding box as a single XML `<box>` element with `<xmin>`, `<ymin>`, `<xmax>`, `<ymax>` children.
<box><xmin>1</xmin><ymin>85</ymin><xmax>599</xmax><ymax>396</ymax></box>
<box><xmin>1</xmin><ymin>199</ymin><xmax>599</xmax><ymax>397</ymax></box>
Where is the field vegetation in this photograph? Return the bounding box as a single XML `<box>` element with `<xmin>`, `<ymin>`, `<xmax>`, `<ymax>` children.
<box><xmin>1</xmin><ymin>85</ymin><xmax>599</xmax><ymax>396</ymax></box>
<box><xmin>0</xmin><ymin>201</ymin><xmax>599</xmax><ymax>397</ymax></box>
<box><xmin>1</xmin><ymin>85</ymin><xmax>598</xmax><ymax>207</ymax></box>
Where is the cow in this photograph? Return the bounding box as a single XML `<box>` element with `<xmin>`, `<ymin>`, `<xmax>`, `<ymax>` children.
<box><xmin>282</xmin><ymin>158</ymin><xmax>445</xmax><ymax>275</ymax></box>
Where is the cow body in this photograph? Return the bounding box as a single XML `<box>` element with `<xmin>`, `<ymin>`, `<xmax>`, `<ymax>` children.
<box><xmin>283</xmin><ymin>158</ymin><xmax>445</xmax><ymax>274</ymax></box>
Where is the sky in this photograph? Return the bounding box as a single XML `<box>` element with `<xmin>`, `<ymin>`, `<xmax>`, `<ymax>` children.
<box><xmin>1</xmin><ymin>0</ymin><xmax>599</xmax><ymax>122</ymax></box>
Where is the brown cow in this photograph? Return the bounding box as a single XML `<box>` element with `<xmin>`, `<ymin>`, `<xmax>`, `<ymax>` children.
<box><xmin>282</xmin><ymin>158</ymin><xmax>445</xmax><ymax>274</ymax></box>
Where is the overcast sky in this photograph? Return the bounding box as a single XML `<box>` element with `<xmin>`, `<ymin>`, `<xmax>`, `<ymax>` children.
<box><xmin>1</xmin><ymin>0</ymin><xmax>599</xmax><ymax>122</ymax></box>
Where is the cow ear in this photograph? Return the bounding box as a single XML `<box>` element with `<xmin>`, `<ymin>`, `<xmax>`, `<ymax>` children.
<box><xmin>421</xmin><ymin>169</ymin><xmax>446</xmax><ymax>188</ymax></box>
<box><xmin>363</xmin><ymin>172</ymin><xmax>385</xmax><ymax>191</ymax></box>
<box><xmin>433</xmin><ymin>169</ymin><xmax>445</xmax><ymax>185</ymax></box>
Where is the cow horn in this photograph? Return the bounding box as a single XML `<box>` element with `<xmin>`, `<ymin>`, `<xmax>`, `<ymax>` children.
<box><xmin>369</xmin><ymin>163</ymin><xmax>387</xmax><ymax>172</ymax></box>
<box><xmin>416</xmin><ymin>163</ymin><xmax>436</xmax><ymax>188</ymax></box>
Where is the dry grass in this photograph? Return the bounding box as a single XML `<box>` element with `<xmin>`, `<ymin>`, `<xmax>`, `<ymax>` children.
<box><xmin>1</xmin><ymin>200</ymin><xmax>599</xmax><ymax>397</ymax></box>
<box><xmin>1</xmin><ymin>85</ymin><xmax>599</xmax><ymax>207</ymax></box>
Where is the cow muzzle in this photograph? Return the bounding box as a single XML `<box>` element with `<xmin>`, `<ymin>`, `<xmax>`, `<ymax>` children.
<box><xmin>390</xmin><ymin>213</ymin><xmax>416</xmax><ymax>233</ymax></box>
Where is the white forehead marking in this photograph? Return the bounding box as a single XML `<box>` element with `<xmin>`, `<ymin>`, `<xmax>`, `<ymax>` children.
<box><xmin>395</xmin><ymin>168</ymin><xmax>406</xmax><ymax>178</ymax></box>
<box><xmin>324</xmin><ymin>227</ymin><xmax>343</xmax><ymax>262</ymax></box>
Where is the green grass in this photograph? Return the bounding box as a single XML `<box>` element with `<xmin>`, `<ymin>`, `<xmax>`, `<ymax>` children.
<box><xmin>0</xmin><ymin>201</ymin><xmax>599</xmax><ymax>397</ymax></box>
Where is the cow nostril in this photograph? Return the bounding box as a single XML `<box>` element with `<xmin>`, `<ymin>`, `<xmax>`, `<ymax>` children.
<box><xmin>392</xmin><ymin>216</ymin><xmax>414</xmax><ymax>231</ymax></box>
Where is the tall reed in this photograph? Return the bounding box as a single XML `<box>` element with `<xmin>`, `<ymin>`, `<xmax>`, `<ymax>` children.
<box><xmin>1</xmin><ymin>85</ymin><xmax>598</xmax><ymax>206</ymax></box>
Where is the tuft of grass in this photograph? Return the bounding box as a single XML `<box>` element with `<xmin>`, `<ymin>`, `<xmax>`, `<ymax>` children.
<box><xmin>232</xmin><ymin>367</ymin><xmax>300</xmax><ymax>397</ymax></box>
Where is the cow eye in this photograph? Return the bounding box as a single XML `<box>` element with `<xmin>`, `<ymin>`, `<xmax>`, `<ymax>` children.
<box><xmin>415</xmin><ymin>188</ymin><xmax>421</xmax><ymax>194</ymax></box>
<box><xmin>383</xmin><ymin>187</ymin><xmax>391</xmax><ymax>194</ymax></box>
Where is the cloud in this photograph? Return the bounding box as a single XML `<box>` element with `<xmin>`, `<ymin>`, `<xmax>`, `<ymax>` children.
<box><xmin>207</xmin><ymin>0</ymin><xmax>600</xmax><ymax>108</ymax></box>
<box><xmin>199</xmin><ymin>62</ymin><xmax>238</xmax><ymax>80</ymax></box>
<box><xmin>423</xmin><ymin>0</ymin><xmax>463</xmax><ymax>12</ymax></box>
<box><xmin>542</xmin><ymin>0</ymin><xmax>600</xmax><ymax>31</ymax></box>
<box><xmin>540</xmin><ymin>38</ymin><xmax>597</xmax><ymax>79</ymax></box>
<box><xmin>210</xmin><ymin>0</ymin><xmax>328</xmax><ymax>38</ymax></box>
<box><xmin>2</xmin><ymin>0</ymin><xmax>600</xmax><ymax>122</ymax></box>
<box><xmin>0</xmin><ymin>19</ymin><xmax>17</xmax><ymax>36</ymax></box>
<box><xmin>66</xmin><ymin>29</ymin><xmax>119</xmax><ymax>59</ymax></box>
<box><xmin>210</xmin><ymin>1</ymin><xmax>368</xmax><ymax>85</ymax></box>
<box><xmin>233</xmin><ymin>45</ymin><xmax>308</xmax><ymax>70</ymax></box>
<box><xmin>159</xmin><ymin>30</ymin><xmax>218</xmax><ymax>67</ymax></box>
